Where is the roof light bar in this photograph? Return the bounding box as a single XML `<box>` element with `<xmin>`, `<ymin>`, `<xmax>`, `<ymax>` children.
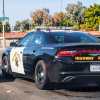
<box><xmin>34</xmin><ymin>26</ymin><xmax>73</xmax><ymax>32</ymax></box>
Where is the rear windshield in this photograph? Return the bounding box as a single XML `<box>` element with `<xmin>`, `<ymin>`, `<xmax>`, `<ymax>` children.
<box><xmin>47</xmin><ymin>32</ymin><xmax>100</xmax><ymax>44</ymax></box>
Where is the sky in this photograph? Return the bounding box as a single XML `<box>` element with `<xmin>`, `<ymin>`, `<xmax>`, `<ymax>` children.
<box><xmin>0</xmin><ymin>0</ymin><xmax>100</xmax><ymax>26</ymax></box>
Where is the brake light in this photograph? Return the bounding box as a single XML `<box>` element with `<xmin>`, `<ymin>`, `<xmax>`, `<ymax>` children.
<box><xmin>56</xmin><ymin>50</ymin><xmax>76</xmax><ymax>57</ymax></box>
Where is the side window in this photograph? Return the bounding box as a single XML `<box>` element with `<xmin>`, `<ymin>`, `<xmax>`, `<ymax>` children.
<box><xmin>29</xmin><ymin>32</ymin><xmax>45</xmax><ymax>46</ymax></box>
<box><xmin>18</xmin><ymin>32</ymin><xmax>34</xmax><ymax>47</ymax></box>
<box><xmin>80</xmin><ymin>35</ymin><xmax>91</xmax><ymax>42</ymax></box>
<box><xmin>34</xmin><ymin>34</ymin><xmax>43</xmax><ymax>45</ymax></box>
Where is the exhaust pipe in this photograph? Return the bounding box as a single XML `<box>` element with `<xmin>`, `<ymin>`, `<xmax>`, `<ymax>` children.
<box><xmin>62</xmin><ymin>76</ymin><xmax>74</xmax><ymax>82</ymax></box>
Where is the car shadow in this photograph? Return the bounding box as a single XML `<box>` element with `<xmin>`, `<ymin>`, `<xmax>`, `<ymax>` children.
<box><xmin>0</xmin><ymin>72</ymin><xmax>15</xmax><ymax>83</ymax></box>
<box><xmin>46</xmin><ymin>83</ymin><xmax>100</xmax><ymax>92</ymax></box>
<box><xmin>21</xmin><ymin>78</ymin><xmax>100</xmax><ymax>92</ymax></box>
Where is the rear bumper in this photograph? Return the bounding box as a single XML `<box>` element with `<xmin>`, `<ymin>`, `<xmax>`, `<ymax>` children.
<box><xmin>48</xmin><ymin>60</ymin><xmax>100</xmax><ymax>84</ymax></box>
<box><xmin>60</xmin><ymin>74</ymin><xmax>100</xmax><ymax>87</ymax></box>
<box><xmin>60</xmin><ymin>73</ymin><xmax>100</xmax><ymax>82</ymax></box>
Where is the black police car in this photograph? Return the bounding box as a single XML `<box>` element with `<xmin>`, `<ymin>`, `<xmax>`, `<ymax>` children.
<box><xmin>1</xmin><ymin>31</ymin><xmax>100</xmax><ymax>89</ymax></box>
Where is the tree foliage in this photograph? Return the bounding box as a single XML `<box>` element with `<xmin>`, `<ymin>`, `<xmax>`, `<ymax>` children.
<box><xmin>31</xmin><ymin>8</ymin><xmax>51</xmax><ymax>26</ymax></box>
<box><xmin>14</xmin><ymin>19</ymin><xmax>33</xmax><ymax>32</ymax></box>
<box><xmin>0</xmin><ymin>21</ymin><xmax>11</xmax><ymax>32</ymax></box>
<box><xmin>52</xmin><ymin>12</ymin><xmax>65</xmax><ymax>26</ymax></box>
<box><xmin>65</xmin><ymin>3</ymin><xmax>100</xmax><ymax>31</ymax></box>
<box><xmin>65</xmin><ymin>1</ymin><xmax>85</xmax><ymax>29</ymax></box>
<box><xmin>15</xmin><ymin>2</ymin><xmax>100</xmax><ymax>31</ymax></box>
<box><xmin>82</xmin><ymin>4</ymin><xmax>100</xmax><ymax>31</ymax></box>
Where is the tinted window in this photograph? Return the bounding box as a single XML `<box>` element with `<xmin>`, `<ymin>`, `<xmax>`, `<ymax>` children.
<box><xmin>18</xmin><ymin>32</ymin><xmax>34</xmax><ymax>46</ymax></box>
<box><xmin>34</xmin><ymin>34</ymin><xmax>43</xmax><ymax>45</ymax></box>
<box><xmin>29</xmin><ymin>32</ymin><xmax>45</xmax><ymax>46</ymax></box>
<box><xmin>47</xmin><ymin>32</ymin><xmax>99</xmax><ymax>44</ymax></box>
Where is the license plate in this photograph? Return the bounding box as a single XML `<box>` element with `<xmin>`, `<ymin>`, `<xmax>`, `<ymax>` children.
<box><xmin>90</xmin><ymin>64</ymin><xmax>100</xmax><ymax>72</ymax></box>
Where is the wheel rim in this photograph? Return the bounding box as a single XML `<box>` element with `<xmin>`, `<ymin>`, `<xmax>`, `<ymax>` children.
<box><xmin>3</xmin><ymin>57</ymin><xmax>8</xmax><ymax>72</ymax></box>
<box><xmin>36</xmin><ymin>64</ymin><xmax>45</xmax><ymax>84</ymax></box>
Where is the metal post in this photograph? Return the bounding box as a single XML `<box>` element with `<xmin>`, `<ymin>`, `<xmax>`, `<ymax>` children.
<box><xmin>3</xmin><ymin>0</ymin><xmax>5</xmax><ymax>16</ymax></box>
<box><xmin>2</xmin><ymin>21</ymin><xmax>5</xmax><ymax>48</ymax></box>
<box><xmin>2</xmin><ymin>0</ymin><xmax>5</xmax><ymax>48</ymax></box>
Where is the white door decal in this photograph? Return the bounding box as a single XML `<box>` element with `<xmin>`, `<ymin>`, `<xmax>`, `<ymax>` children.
<box><xmin>10</xmin><ymin>47</ymin><xmax>25</xmax><ymax>74</ymax></box>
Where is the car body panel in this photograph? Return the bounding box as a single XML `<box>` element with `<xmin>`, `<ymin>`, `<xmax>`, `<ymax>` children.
<box><xmin>10</xmin><ymin>47</ymin><xmax>25</xmax><ymax>74</ymax></box>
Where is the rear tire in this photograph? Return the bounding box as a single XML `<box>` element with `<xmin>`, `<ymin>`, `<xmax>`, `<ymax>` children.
<box><xmin>2</xmin><ymin>56</ymin><xmax>14</xmax><ymax>79</ymax></box>
<box><xmin>34</xmin><ymin>60</ymin><xmax>49</xmax><ymax>90</ymax></box>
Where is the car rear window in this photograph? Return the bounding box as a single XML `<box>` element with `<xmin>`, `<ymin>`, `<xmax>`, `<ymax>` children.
<box><xmin>47</xmin><ymin>32</ymin><xmax>100</xmax><ymax>44</ymax></box>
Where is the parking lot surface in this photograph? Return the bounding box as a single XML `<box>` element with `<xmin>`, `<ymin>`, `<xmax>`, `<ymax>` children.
<box><xmin>0</xmin><ymin>78</ymin><xmax>100</xmax><ymax>100</ymax></box>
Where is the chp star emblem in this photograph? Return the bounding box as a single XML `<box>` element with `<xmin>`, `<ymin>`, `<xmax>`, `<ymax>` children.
<box><xmin>12</xmin><ymin>52</ymin><xmax>21</xmax><ymax>67</ymax></box>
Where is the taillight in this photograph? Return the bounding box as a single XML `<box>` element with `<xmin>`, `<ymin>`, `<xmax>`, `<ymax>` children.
<box><xmin>56</xmin><ymin>50</ymin><xmax>76</xmax><ymax>57</ymax></box>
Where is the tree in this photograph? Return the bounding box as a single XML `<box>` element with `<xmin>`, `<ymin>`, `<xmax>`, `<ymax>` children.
<box><xmin>0</xmin><ymin>22</ymin><xmax>2</xmax><ymax>32</ymax></box>
<box><xmin>0</xmin><ymin>21</ymin><xmax>11</xmax><ymax>32</ymax></box>
<box><xmin>5</xmin><ymin>22</ymin><xmax>11</xmax><ymax>32</ymax></box>
<box><xmin>60</xmin><ymin>18</ymin><xmax>73</xmax><ymax>27</ymax></box>
<box><xmin>14</xmin><ymin>19</ymin><xmax>33</xmax><ymax>32</ymax></box>
<box><xmin>21</xmin><ymin>19</ymin><xmax>32</xmax><ymax>31</ymax></box>
<box><xmin>83</xmin><ymin>4</ymin><xmax>100</xmax><ymax>31</ymax></box>
<box><xmin>65</xmin><ymin>2</ymin><xmax>100</xmax><ymax>31</ymax></box>
<box><xmin>31</xmin><ymin>8</ymin><xmax>51</xmax><ymax>26</ymax></box>
<box><xmin>65</xmin><ymin>1</ymin><xmax>85</xmax><ymax>29</ymax></box>
<box><xmin>14</xmin><ymin>21</ymin><xmax>21</xmax><ymax>31</ymax></box>
<box><xmin>52</xmin><ymin>12</ymin><xmax>65</xmax><ymax>26</ymax></box>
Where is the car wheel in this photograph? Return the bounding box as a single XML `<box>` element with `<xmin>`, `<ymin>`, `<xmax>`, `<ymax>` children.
<box><xmin>35</xmin><ymin>60</ymin><xmax>49</xmax><ymax>89</ymax></box>
<box><xmin>2</xmin><ymin>56</ymin><xmax>13</xmax><ymax>79</ymax></box>
<box><xmin>2</xmin><ymin>56</ymin><xmax>9</xmax><ymax>73</ymax></box>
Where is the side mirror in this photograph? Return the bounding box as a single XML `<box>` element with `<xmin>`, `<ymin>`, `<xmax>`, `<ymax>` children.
<box><xmin>10</xmin><ymin>42</ymin><xmax>17</xmax><ymax>47</ymax></box>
